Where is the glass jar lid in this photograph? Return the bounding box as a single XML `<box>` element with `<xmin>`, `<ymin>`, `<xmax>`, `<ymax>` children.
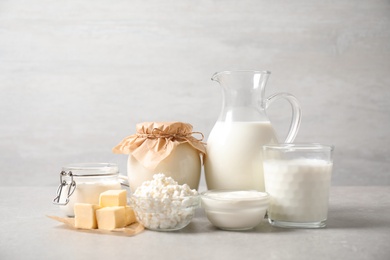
<box><xmin>62</xmin><ymin>163</ymin><xmax>119</xmax><ymax>177</ymax></box>
<box><xmin>53</xmin><ymin>163</ymin><xmax>120</xmax><ymax>206</ymax></box>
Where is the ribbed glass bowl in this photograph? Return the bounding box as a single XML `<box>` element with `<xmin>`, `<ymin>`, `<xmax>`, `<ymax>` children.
<box><xmin>130</xmin><ymin>195</ymin><xmax>200</xmax><ymax>231</ymax></box>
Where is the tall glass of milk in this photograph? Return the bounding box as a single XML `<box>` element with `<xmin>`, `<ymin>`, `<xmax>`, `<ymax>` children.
<box><xmin>263</xmin><ymin>144</ymin><xmax>334</xmax><ymax>228</ymax></box>
<box><xmin>204</xmin><ymin>70</ymin><xmax>302</xmax><ymax>191</ymax></box>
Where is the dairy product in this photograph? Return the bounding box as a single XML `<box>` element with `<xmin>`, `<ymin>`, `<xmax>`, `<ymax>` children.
<box><xmin>73</xmin><ymin>189</ymin><xmax>136</xmax><ymax>230</ymax></box>
<box><xmin>205</xmin><ymin>121</ymin><xmax>278</xmax><ymax>191</ymax></box>
<box><xmin>60</xmin><ymin>181</ymin><xmax>121</xmax><ymax>217</ymax></box>
<box><xmin>128</xmin><ymin>143</ymin><xmax>201</xmax><ymax>192</ymax></box>
<box><xmin>201</xmin><ymin>190</ymin><xmax>269</xmax><ymax>230</ymax></box>
<box><xmin>99</xmin><ymin>190</ymin><xmax>127</xmax><ymax>207</ymax></box>
<box><xmin>264</xmin><ymin>159</ymin><xmax>332</xmax><ymax>224</ymax></box>
<box><xmin>124</xmin><ymin>206</ymin><xmax>136</xmax><ymax>226</ymax></box>
<box><xmin>202</xmin><ymin>190</ymin><xmax>269</xmax><ymax>206</ymax></box>
<box><xmin>131</xmin><ymin>173</ymin><xmax>199</xmax><ymax>231</ymax></box>
<box><xmin>96</xmin><ymin>206</ymin><xmax>126</xmax><ymax>230</ymax></box>
<box><xmin>74</xmin><ymin>203</ymin><xmax>101</xmax><ymax>229</ymax></box>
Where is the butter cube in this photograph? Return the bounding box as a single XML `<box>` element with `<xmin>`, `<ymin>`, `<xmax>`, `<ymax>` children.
<box><xmin>96</xmin><ymin>206</ymin><xmax>126</xmax><ymax>230</ymax></box>
<box><xmin>99</xmin><ymin>190</ymin><xmax>127</xmax><ymax>207</ymax></box>
<box><xmin>74</xmin><ymin>203</ymin><xmax>101</xmax><ymax>229</ymax></box>
<box><xmin>125</xmin><ymin>206</ymin><xmax>136</xmax><ymax>226</ymax></box>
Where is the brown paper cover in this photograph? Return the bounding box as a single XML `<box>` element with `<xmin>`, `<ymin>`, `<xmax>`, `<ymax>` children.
<box><xmin>47</xmin><ymin>215</ymin><xmax>144</xmax><ymax>236</ymax></box>
<box><xmin>112</xmin><ymin>122</ymin><xmax>206</xmax><ymax>170</ymax></box>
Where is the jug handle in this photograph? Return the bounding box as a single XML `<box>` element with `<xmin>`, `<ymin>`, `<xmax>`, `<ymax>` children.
<box><xmin>266</xmin><ymin>92</ymin><xmax>302</xmax><ymax>143</ymax></box>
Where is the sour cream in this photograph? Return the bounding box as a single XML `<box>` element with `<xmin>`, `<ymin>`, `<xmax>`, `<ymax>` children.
<box><xmin>201</xmin><ymin>190</ymin><xmax>269</xmax><ymax>230</ymax></box>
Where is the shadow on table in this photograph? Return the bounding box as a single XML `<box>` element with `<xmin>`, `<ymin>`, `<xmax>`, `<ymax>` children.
<box><xmin>176</xmin><ymin>218</ymin><xmax>294</xmax><ymax>234</ymax></box>
<box><xmin>326</xmin><ymin>205</ymin><xmax>389</xmax><ymax>229</ymax></box>
<box><xmin>180</xmin><ymin>204</ymin><xmax>390</xmax><ymax>233</ymax></box>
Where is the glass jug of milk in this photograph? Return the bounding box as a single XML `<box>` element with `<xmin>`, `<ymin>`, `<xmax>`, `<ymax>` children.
<box><xmin>204</xmin><ymin>70</ymin><xmax>302</xmax><ymax>191</ymax></box>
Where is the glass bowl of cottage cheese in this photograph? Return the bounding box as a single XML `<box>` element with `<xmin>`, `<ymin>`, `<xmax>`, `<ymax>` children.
<box><xmin>130</xmin><ymin>173</ymin><xmax>200</xmax><ymax>231</ymax></box>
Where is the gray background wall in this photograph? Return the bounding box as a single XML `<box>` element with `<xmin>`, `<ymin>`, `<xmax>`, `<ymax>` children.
<box><xmin>1</xmin><ymin>0</ymin><xmax>389</xmax><ymax>187</ymax></box>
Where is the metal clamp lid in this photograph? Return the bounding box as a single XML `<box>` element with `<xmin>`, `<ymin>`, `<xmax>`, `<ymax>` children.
<box><xmin>53</xmin><ymin>171</ymin><xmax>76</xmax><ymax>205</ymax></box>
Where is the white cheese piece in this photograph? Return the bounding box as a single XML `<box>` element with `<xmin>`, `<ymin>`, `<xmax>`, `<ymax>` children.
<box><xmin>96</xmin><ymin>206</ymin><xmax>126</xmax><ymax>230</ymax></box>
<box><xmin>125</xmin><ymin>206</ymin><xmax>136</xmax><ymax>226</ymax></box>
<box><xmin>99</xmin><ymin>190</ymin><xmax>127</xmax><ymax>207</ymax></box>
<box><xmin>74</xmin><ymin>203</ymin><xmax>101</xmax><ymax>229</ymax></box>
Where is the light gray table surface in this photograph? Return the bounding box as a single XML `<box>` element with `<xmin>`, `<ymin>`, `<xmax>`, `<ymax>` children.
<box><xmin>0</xmin><ymin>186</ymin><xmax>389</xmax><ymax>260</ymax></box>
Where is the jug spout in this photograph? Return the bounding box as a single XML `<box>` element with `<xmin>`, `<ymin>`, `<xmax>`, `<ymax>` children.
<box><xmin>211</xmin><ymin>70</ymin><xmax>270</xmax><ymax>86</ymax></box>
<box><xmin>211</xmin><ymin>70</ymin><xmax>271</xmax><ymax>122</ymax></box>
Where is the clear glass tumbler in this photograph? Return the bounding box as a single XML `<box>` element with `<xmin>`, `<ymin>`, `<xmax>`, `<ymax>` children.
<box><xmin>263</xmin><ymin>144</ymin><xmax>334</xmax><ymax>228</ymax></box>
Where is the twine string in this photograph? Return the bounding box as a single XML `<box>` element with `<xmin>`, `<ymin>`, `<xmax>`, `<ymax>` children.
<box><xmin>136</xmin><ymin>127</ymin><xmax>205</xmax><ymax>143</ymax></box>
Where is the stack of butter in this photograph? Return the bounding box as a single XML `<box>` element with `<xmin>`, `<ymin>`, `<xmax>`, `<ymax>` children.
<box><xmin>74</xmin><ymin>190</ymin><xmax>136</xmax><ymax>230</ymax></box>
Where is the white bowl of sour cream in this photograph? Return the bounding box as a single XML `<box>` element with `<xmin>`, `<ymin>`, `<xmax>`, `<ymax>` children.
<box><xmin>201</xmin><ymin>190</ymin><xmax>269</xmax><ymax>230</ymax></box>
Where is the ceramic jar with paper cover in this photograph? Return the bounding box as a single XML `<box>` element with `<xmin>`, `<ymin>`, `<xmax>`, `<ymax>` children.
<box><xmin>113</xmin><ymin>122</ymin><xmax>206</xmax><ymax>192</ymax></box>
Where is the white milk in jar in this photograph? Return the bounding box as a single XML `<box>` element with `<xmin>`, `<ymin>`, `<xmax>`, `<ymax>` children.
<box><xmin>60</xmin><ymin>179</ymin><xmax>121</xmax><ymax>217</ymax></box>
<box><xmin>127</xmin><ymin>143</ymin><xmax>201</xmax><ymax>192</ymax></box>
<box><xmin>53</xmin><ymin>163</ymin><xmax>123</xmax><ymax>217</ymax></box>
<box><xmin>264</xmin><ymin>159</ymin><xmax>333</xmax><ymax>223</ymax></box>
<box><xmin>113</xmin><ymin>122</ymin><xmax>206</xmax><ymax>193</ymax></box>
<box><xmin>204</xmin><ymin>121</ymin><xmax>278</xmax><ymax>191</ymax></box>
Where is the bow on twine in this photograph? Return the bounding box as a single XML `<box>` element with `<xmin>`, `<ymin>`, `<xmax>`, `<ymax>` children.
<box><xmin>112</xmin><ymin>122</ymin><xmax>206</xmax><ymax>170</ymax></box>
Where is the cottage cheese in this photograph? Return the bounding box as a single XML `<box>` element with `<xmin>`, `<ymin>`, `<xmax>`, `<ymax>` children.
<box><xmin>131</xmin><ymin>173</ymin><xmax>199</xmax><ymax>230</ymax></box>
